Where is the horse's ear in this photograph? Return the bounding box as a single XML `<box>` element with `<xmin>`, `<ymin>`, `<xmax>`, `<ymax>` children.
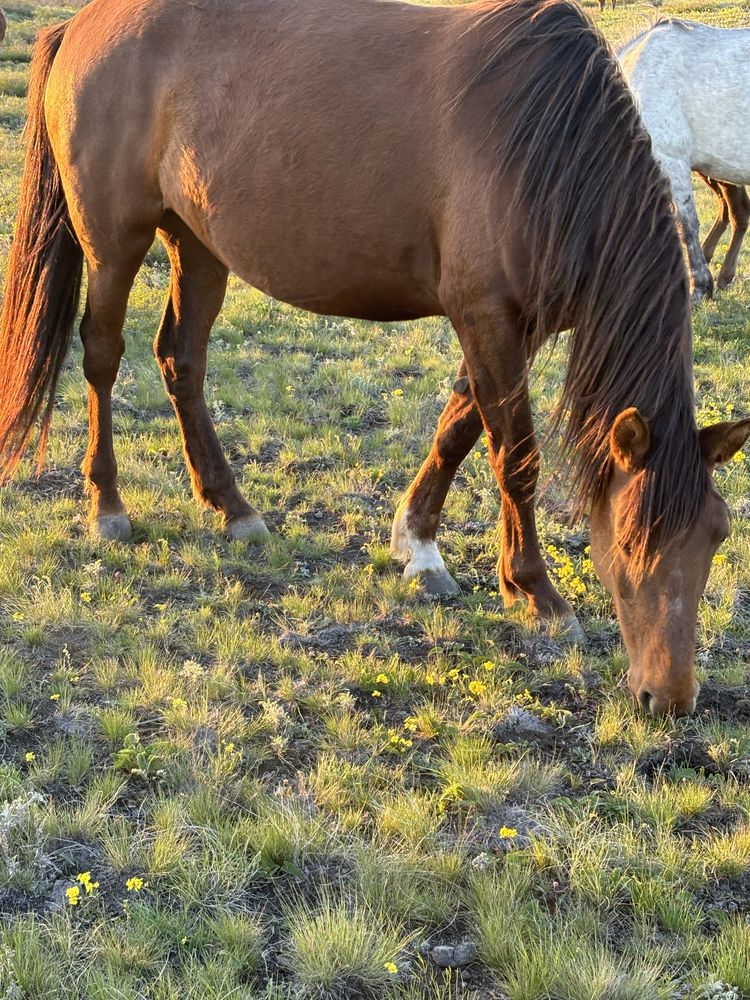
<box><xmin>700</xmin><ymin>418</ymin><xmax>750</xmax><ymax>469</ymax></box>
<box><xmin>610</xmin><ymin>408</ymin><xmax>651</xmax><ymax>473</ymax></box>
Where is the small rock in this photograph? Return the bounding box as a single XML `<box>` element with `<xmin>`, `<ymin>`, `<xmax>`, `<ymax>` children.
<box><xmin>430</xmin><ymin>946</ymin><xmax>456</xmax><ymax>968</ymax></box>
<box><xmin>454</xmin><ymin>942</ymin><xmax>478</xmax><ymax>967</ymax></box>
<box><xmin>501</xmin><ymin>706</ymin><xmax>550</xmax><ymax>736</ymax></box>
<box><xmin>430</xmin><ymin>941</ymin><xmax>477</xmax><ymax>969</ymax></box>
<box><xmin>492</xmin><ymin>706</ymin><xmax>556</xmax><ymax>750</ymax></box>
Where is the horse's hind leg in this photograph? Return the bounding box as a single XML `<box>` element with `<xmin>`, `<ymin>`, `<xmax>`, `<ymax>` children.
<box><xmin>82</xmin><ymin>248</ymin><xmax>153</xmax><ymax>540</ymax></box>
<box><xmin>717</xmin><ymin>183</ymin><xmax>749</xmax><ymax>290</ymax></box>
<box><xmin>699</xmin><ymin>174</ymin><xmax>729</xmax><ymax>265</ymax></box>
<box><xmin>154</xmin><ymin>213</ymin><xmax>269</xmax><ymax>541</ymax></box>
<box><xmin>391</xmin><ymin>359</ymin><xmax>482</xmax><ymax>595</ymax></box>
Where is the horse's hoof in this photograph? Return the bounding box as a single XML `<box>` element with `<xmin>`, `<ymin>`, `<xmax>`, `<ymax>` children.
<box><xmin>692</xmin><ymin>277</ymin><xmax>714</xmax><ymax>303</ymax></box>
<box><xmin>717</xmin><ymin>274</ymin><xmax>734</xmax><ymax>290</ymax></box>
<box><xmin>91</xmin><ymin>514</ymin><xmax>133</xmax><ymax>542</ymax></box>
<box><xmin>408</xmin><ymin>567</ymin><xmax>461</xmax><ymax>597</ymax></box>
<box><xmin>557</xmin><ymin>615</ymin><xmax>585</xmax><ymax>645</ymax></box>
<box><xmin>226</xmin><ymin>513</ymin><xmax>271</xmax><ymax>543</ymax></box>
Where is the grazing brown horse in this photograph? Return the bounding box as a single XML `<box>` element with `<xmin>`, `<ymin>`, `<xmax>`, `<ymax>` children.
<box><xmin>699</xmin><ymin>174</ymin><xmax>750</xmax><ymax>290</ymax></box>
<box><xmin>0</xmin><ymin>0</ymin><xmax>748</xmax><ymax>715</ymax></box>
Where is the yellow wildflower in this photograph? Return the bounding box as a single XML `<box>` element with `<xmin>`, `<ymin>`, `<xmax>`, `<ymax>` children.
<box><xmin>468</xmin><ymin>680</ymin><xmax>486</xmax><ymax>697</ymax></box>
<box><xmin>375</xmin><ymin>673</ymin><xmax>390</xmax><ymax>685</ymax></box>
<box><xmin>77</xmin><ymin>872</ymin><xmax>100</xmax><ymax>894</ymax></box>
<box><xmin>372</xmin><ymin>690</ymin><xmax>382</xmax><ymax>698</ymax></box>
<box><xmin>80</xmin><ymin>591</ymin><xmax>92</xmax><ymax>603</ymax></box>
<box><xmin>126</xmin><ymin>877</ymin><xmax>145</xmax><ymax>892</ymax></box>
<box><xmin>499</xmin><ymin>826</ymin><xmax>518</xmax><ymax>839</ymax></box>
<box><xmin>66</xmin><ymin>886</ymin><xmax>80</xmax><ymax>906</ymax></box>
<box><xmin>50</xmin><ymin>693</ymin><xmax>61</xmax><ymax>701</ymax></box>
<box><xmin>385</xmin><ymin>962</ymin><xmax>398</xmax><ymax>974</ymax></box>
<box><xmin>24</xmin><ymin>752</ymin><xmax>35</xmax><ymax>763</ymax></box>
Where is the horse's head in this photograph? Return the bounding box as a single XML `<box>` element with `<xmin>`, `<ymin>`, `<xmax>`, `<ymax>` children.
<box><xmin>590</xmin><ymin>408</ymin><xmax>750</xmax><ymax>716</ymax></box>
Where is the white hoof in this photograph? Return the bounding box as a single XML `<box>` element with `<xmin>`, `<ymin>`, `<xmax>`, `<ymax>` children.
<box><xmin>391</xmin><ymin>503</ymin><xmax>459</xmax><ymax>595</ymax></box>
<box><xmin>557</xmin><ymin>615</ymin><xmax>585</xmax><ymax>645</ymax></box>
<box><xmin>226</xmin><ymin>513</ymin><xmax>271</xmax><ymax>543</ymax></box>
<box><xmin>412</xmin><ymin>568</ymin><xmax>461</xmax><ymax>597</ymax></box>
<box><xmin>91</xmin><ymin>514</ymin><xmax>133</xmax><ymax>542</ymax></box>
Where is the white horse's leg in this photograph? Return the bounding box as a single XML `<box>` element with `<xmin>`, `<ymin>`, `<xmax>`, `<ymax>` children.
<box><xmin>669</xmin><ymin>163</ymin><xmax>714</xmax><ymax>300</ymax></box>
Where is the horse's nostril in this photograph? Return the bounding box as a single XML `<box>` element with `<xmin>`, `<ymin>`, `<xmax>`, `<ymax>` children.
<box><xmin>638</xmin><ymin>689</ymin><xmax>654</xmax><ymax>713</ymax></box>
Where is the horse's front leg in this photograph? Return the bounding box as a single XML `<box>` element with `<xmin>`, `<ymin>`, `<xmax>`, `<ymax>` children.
<box><xmin>669</xmin><ymin>164</ymin><xmax>714</xmax><ymax>300</ymax></box>
<box><xmin>391</xmin><ymin>359</ymin><xmax>483</xmax><ymax>594</ymax></box>
<box><xmin>453</xmin><ymin>303</ymin><xmax>583</xmax><ymax>638</ymax></box>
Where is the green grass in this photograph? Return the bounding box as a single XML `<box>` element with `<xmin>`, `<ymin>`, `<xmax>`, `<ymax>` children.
<box><xmin>0</xmin><ymin>1</ymin><xmax>749</xmax><ymax>998</ymax></box>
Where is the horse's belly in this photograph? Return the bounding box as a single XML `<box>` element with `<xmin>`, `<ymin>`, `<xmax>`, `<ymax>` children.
<box><xmin>198</xmin><ymin>211</ymin><xmax>443</xmax><ymax>322</ymax></box>
<box><xmin>692</xmin><ymin>150</ymin><xmax>750</xmax><ymax>187</ymax></box>
<box><xmin>242</xmin><ymin>275</ymin><xmax>440</xmax><ymax>322</ymax></box>
<box><xmin>688</xmin><ymin>99</ymin><xmax>750</xmax><ymax>183</ymax></box>
<box><xmin>162</xmin><ymin>145</ymin><xmax>445</xmax><ymax>321</ymax></box>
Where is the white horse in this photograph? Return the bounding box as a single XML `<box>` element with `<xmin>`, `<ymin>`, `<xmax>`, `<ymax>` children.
<box><xmin>619</xmin><ymin>20</ymin><xmax>750</xmax><ymax>298</ymax></box>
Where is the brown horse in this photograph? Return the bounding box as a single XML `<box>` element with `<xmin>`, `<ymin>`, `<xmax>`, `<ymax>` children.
<box><xmin>700</xmin><ymin>174</ymin><xmax>750</xmax><ymax>290</ymax></box>
<box><xmin>0</xmin><ymin>0</ymin><xmax>747</xmax><ymax>715</ymax></box>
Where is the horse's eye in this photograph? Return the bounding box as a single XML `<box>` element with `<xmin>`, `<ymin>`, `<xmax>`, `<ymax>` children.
<box><xmin>620</xmin><ymin>542</ymin><xmax>632</xmax><ymax>558</ymax></box>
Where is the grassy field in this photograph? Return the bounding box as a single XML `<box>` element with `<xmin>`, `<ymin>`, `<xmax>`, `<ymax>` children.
<box><xmin>1</xmin><ymin>1</ymin><xmax>750</xmax><ymax>998</ymax></box>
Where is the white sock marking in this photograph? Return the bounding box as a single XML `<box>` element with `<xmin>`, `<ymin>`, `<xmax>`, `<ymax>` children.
<box><xmin>391</xmin><ymin>506</ymin><xmax>447</xmax><ymax>577</ymax></box>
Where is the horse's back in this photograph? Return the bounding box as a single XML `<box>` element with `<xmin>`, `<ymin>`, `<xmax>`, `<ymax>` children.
<box><xmin>42</xmin><ymin>0</ymin><xmax>597</xmax><ymax>320</ymax></box>
<box><xmin>44</xmin><ymin>0</ymin><xmax>515</xmax><ymax>318</ymax></box>
<box><xmin>620</xmin><ymin>21</ymin><xmax>750</xmax><ymax>182</ymax></box>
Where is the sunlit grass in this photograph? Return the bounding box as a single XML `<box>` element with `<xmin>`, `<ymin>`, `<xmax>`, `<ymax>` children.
<box><xmin>0</xmin><ymin>1</ymin><xmax>749</xmax><ymax>997</ymax></box>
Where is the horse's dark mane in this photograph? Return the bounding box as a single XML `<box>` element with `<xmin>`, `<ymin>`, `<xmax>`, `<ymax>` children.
<box><xmin>461</xmin><ymin>0</ymin><xmax>707</xmax><ymax>576</ymax></box>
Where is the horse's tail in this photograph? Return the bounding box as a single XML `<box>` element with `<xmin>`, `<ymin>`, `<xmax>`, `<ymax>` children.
<box><xmin>0</xmin><ymin>19</ymin><xmax>83</xmax><ymax>481</ymax></box>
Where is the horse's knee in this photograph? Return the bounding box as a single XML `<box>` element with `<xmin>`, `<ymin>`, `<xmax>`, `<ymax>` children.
<box><xmin>435</xmin><ymin>420</ymin><xmax>480</xmax><ymax>466</ymax></box>
<box><xmin>154</xmin><ymin>334</ymin><xmax>204</xmax><ymax>401</ymax></box>
<box><xmin>81</xmin><ymin>330</ymin><xmax>124</xmax><ymax>386</ymax></box>
<box><xmin>161</xmin><ymin>362</ymin><xmax>203</xmax><ymax>401</ymax></box>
